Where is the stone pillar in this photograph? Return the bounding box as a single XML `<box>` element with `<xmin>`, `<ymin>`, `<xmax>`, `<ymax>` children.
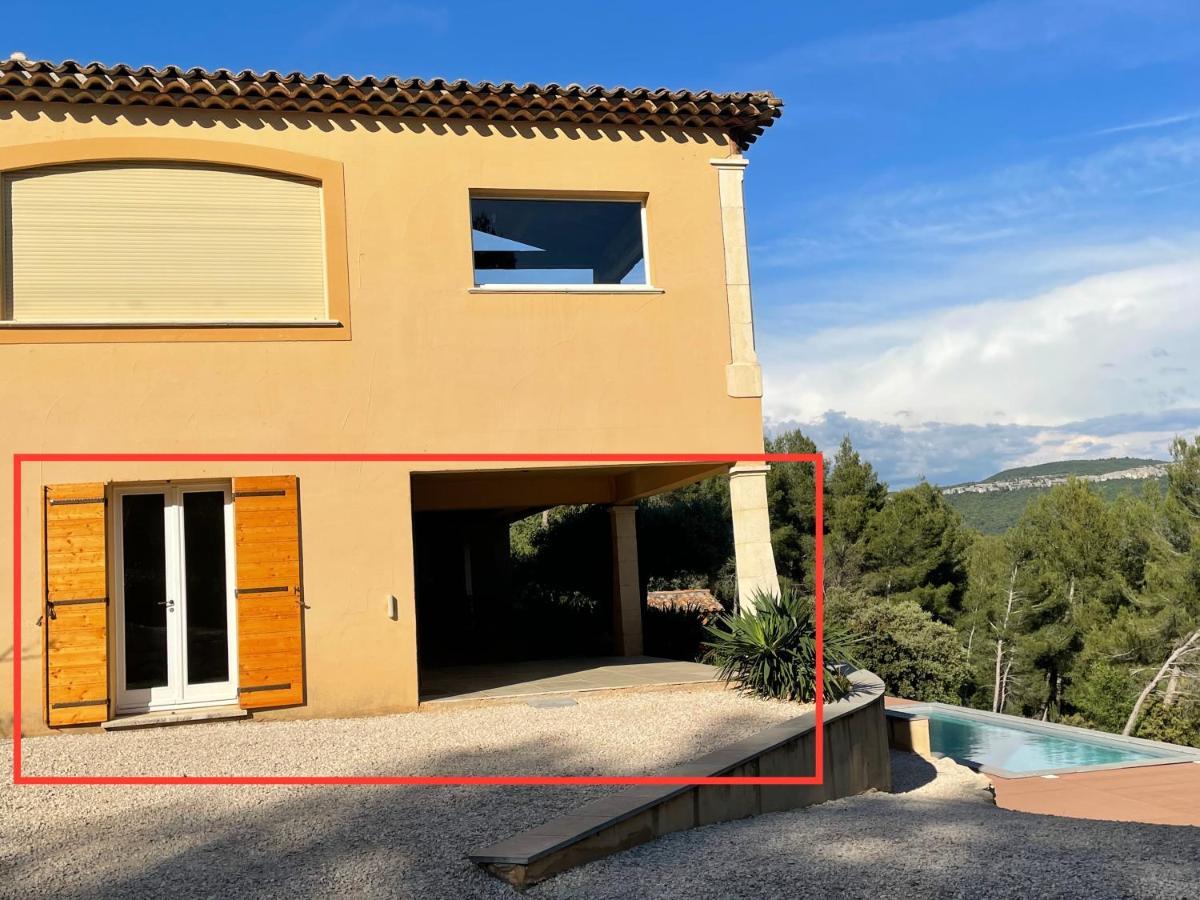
<box><xmin>609</xmin><ymin>505</ymin><xmax>643</xmax><ymax>656</ymax></box>
<box><xmin>729</xmin><ymin>463</ymin><xmax>781</xmax><ymax>613</ymax></box>
<box><xmin>710</xmin><ymin>155</ymin><xmax>763</xmax><ymax>399</ymax></box>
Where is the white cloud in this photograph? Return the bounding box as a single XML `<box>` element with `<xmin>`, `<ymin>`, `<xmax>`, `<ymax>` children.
<box><xmin>1007</xmin><ymin>427</ymin><xmax>1184</xmax><ymax>468</ymax></box>
<box><xmin>1081</xmin><ymin>111</ymin><xmax>1200</xmax><ymax>138</ymax></box>
<box><xmin>765</xmin><ymin>410</ymin><xmax>1199</xmax><ymax>488</ymax></box>
<box><xmin>761</xmin><ymin>259</ymin><xmax>1200</xmax><ymax>428</ymax></box>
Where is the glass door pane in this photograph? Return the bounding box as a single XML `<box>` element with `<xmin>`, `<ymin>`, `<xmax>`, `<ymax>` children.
<box><xmin>182</xmin><ymin>490</ymin><xmax>230</xmax><ymax>685</ymax></box>
<box><xmin>122</xmin><ymin>493</ymin><xmax>168</xmax><ymax>690</ymax></box>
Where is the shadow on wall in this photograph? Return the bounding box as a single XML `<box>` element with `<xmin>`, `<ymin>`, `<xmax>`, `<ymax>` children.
<box><xmin>0</xmin><ymin>103</ymin><xmax>724</xmax><ymax>146</ymax></box>
<box><xmin>1</xmin><ymin>642</ymin><xmax>38</xmax><ymax>738</ymax></box>
<box><xmin>0</xmin><ymin>645</ymin><xmax>8</xmax><ymax>733</ymax></box>
<box><xmin>0</xmin><ymin>643</ymin><xmax>7</xmax><ymax>733</ymax></box>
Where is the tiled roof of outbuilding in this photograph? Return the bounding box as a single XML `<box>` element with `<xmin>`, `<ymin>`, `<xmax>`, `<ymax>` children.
<box><xmin>647</xmin><ymin>589</ymin><xmax>725</xmax><ymax>614</ymax></box>
<box><xmin>0</xmin><ymin>58</ymin><xmax>784</xmax><ymax>149</ymax></box>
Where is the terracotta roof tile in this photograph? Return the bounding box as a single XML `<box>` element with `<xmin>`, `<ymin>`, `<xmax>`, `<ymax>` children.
<box><xmin>0</xmin><ymin>59</ymin><xmax>783</xmax><ymax>148</ymax></box>
<box><xmin>647</xmin><ymin>589</ymin><xmax>724</xmax><ymax>614</ymax></box>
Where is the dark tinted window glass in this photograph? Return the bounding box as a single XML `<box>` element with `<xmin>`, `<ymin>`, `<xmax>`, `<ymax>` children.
<box><xmin>471</xmin><ymin>198</ymin><xmax>646</xmax><ymax>286</ymax></box>
<box><xmin>122</xmin><ymin>493</ymin><xmax>168</xmax><ymax>690</ymax></box>
<box><xmin>183</xmin><ymin>491</ymin><xmax>230</xmax><ymax>685</ymax></box>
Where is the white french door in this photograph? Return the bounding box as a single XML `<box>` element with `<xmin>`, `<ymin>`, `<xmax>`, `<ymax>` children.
<box><xmin>114</xmin><ymin>482</ymin><xmax>238</xmax><ymax>713</ymax></box>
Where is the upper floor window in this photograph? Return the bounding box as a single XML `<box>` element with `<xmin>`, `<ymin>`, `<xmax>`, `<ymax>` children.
<box><xmin>470</xmin><ymin>197</ymin><xmax>648</xmax><ymax>289</ymax></box>
<box><xmin>1</xmin><ymin>162</ymin><xmax>328</xmax><ymax>323</ymax></box>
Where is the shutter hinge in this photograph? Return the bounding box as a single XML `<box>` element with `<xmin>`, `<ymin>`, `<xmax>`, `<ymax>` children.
<box><xmin>238</xmin><ymin>683</ymin><xmax>292</xmax><ymax>694</ymax></box>
<box><xmin>236</xmin><ymin>586</ymin><xmax>306</xmax><ymax>608</ymax></box>
<box><xmin>236</xmin><ymin>586</ymin><xmax>290</xmax><ymax>596</ymax></box>
<box><xmin>51</xmin><ymin>698</ymin><xmax>108</xmax><ymax>709</ymax></box>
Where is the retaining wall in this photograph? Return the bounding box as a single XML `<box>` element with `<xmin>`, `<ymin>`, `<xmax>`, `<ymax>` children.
<box><xmin>471</xmin><ymin>668</ymin><xmax>890</xmax><ymax>888</ymax></box>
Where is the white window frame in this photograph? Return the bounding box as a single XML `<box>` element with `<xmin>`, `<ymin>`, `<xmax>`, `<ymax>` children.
<box><xmin>468</xmin><ymin>195</ymin><xmax>662</xmax><ymax>294</ymax></box>
<box><xmin>111</xmin><ymin>481</ymin><xmax>239</xmax><ymax>714</ymax></box>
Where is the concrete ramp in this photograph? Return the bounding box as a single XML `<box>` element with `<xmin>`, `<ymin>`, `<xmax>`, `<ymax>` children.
<box><xmin>470</xmin><ymin>669</ymin><xmax>889</xmax><ymax>888</ymax></box>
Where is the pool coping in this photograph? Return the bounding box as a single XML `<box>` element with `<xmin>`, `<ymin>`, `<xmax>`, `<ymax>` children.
<box><xmin>889</xmin><ymin>702</ymin><xmax>1200</xmax><ymax>779</ymax></box>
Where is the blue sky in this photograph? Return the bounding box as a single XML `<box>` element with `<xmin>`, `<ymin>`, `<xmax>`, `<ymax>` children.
<box><xmin>9</xmin><ymin>1</ymin><xmax>1200</xmax><ymax>486</ymax></box>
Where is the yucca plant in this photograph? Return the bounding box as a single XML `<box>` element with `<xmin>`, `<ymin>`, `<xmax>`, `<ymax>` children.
<box><xmin>702</xmin><ymin>588</ymin><xmax>859</xmax><ymax>702</ymax></box>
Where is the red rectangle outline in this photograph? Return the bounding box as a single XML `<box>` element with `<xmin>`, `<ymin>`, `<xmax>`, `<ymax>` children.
<box><xmin>11</xmin><ymin>452</ymin><xmax>824</xmax><ymax>787</ymax></box>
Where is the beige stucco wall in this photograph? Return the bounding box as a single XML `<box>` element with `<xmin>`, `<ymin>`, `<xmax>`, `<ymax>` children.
<box><xmin>10</xmin><ymin>461</ymin><xmax>425</xmax><ymax>737</ymax></box>
<box><xmin>0</xmin><ymin>102</ymin><xmax>769</xmax><ymax>737</ymax></box>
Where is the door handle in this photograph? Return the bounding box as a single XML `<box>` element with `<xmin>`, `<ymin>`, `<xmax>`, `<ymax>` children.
<box><xmin>156</xmin><ymin>599</ymin><xmax>176</xmax><ymax>610</ymax></box>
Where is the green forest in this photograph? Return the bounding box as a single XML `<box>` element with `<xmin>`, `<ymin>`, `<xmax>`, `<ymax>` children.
<box><xmin>944</xmin><ymin>476</ymin><xmax>1169</xmax><ymax>534</ymax></box>
<box><xmin>514</xmin><ymin>432</ymin><xmax>1200</xmax><ymax>748</ymax></box>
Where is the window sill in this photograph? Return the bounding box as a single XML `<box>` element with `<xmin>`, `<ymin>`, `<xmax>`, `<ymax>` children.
<box><xmin>469</xmin><ymin>285</ymin><xmax>664</xmax><ymax>295</ymax></box>
<box><xmin>0</xmin><ymin>319</ymin><xmax>344</xmax><ymax>329</ymax></box>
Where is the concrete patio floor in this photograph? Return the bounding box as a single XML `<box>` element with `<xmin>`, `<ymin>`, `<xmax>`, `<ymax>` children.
<box><xmin>419</xmin><ymin>656</ymin><xmax>722</xmax><ymax>703</ymax></box>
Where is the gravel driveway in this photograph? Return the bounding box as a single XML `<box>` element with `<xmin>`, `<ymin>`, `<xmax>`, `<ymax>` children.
<box><xmin>534</xmin><ymin>753</ymin><xmax>1200</xmax><ymax>900</ymax></box>
<box><xmin>4</xmin><ymin>690</ymin><xmax>800</xmax><ymax>898</ymax></box>
<box><xmin>6</xmin><ymin>695</ymin><xmax>1198</xmax><ymax>899</ymax></box>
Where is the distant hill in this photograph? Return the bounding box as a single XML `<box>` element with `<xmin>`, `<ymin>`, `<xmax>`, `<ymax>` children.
<box><xmin>941</xmin><ymin>457</ymin><xmax>1169</xmax><ymax>534</ymax></box>
<box><xmin>981</xmin><ymin>457</ymin><xmax>1165</xmax><ymax>483</ymax></box>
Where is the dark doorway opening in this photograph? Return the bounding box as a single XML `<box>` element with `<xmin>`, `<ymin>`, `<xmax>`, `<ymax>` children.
<box><xmin>412</xmin><ymin>507</ymin><xmax>614</xmax><ymax>675</ymax></box>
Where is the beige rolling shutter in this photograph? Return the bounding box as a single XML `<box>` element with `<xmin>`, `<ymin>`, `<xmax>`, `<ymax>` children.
<box><xmin>233</xmin><ymin>475</ymin><xmax>305</xmax><ymax>709</ymax></box>
<box><xmin>4</xmin><ymin>162</ymin><xmax>326</xmax><ymax>322</ymax></box>
<box><xmin>43</xmin><ymin>483</ymin><xmax>109</xmax><ymax>727</ymax></box>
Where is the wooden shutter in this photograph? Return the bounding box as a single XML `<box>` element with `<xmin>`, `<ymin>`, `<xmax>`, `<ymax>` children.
<box><xmin>233</xmin><ymin>475</ymin><xmax>305</xmax><ymax>709</ymax></box>
<box><xmin>43</xmin><ymin>483</ymin><xmax>109</xmax><ymax>726</ymax></box>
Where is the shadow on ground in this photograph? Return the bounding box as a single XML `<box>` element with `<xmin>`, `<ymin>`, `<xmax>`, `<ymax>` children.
<box><xmin>529</xmin><ymin>763</ymin><xmax>1200</xmax><ymax>900</ymax></box>
<box><xmin>10</xmin><ymin>733</ymin><xmax>1195</xmax><ymax>900</ymax></box>
<box><xmin>6</xmin><ymin>706</ymin><xmax>782</xmax><ymax>899</ymax></box>
<box><xmin>888</xmin><ymin>750</ymin><xmax>940</xmax><ymax>793</ymax></box>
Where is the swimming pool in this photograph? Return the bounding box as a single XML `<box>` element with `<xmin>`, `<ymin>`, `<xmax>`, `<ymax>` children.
<box><xmin>895</xmin><ymin>703</ymin><xmax>1200</xmax><ymax>778</ymax></box>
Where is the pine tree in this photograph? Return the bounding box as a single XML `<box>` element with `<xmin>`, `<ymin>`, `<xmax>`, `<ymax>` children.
<box><xmin>825</xmin><ymin>436</ymin><xmax>887</xmax><ymax>588</ymax></box>
<box><xmin>860</xmin><ymin>482</ymin><xmax>971</xmax><ymax>620</ymax></box>
<box><xmin>958</xmin><ymin>534</ymin><xmax>1024</xmax><ymax>712</ymax></box>
<box><xmin>764</xmin><ymin>430</ymin><xmax>823</xmax><ymax>590</ymax></box>
<box><xmin>1006</xmin><ymin>478</ymin><xmax>1127</xmax><ymax>720</ymax></box>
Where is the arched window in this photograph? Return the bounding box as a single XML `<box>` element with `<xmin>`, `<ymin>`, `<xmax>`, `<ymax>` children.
<box><xmin>3</xmin><ymin>162</ymin><xmax>328</xmax><ymax>323</ymax></box>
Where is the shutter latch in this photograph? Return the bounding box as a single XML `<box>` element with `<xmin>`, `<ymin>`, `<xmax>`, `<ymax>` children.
<box><xmin>43</xmin><ymin>597</ymin><xmax>108</xmax><ymax>622</ymax></box>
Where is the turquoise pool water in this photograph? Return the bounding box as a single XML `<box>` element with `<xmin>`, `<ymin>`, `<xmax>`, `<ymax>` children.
<box><xmin>916</xmin><ymin>708</ymin><xmax>1169</xmax><ymax>774</ymax></box>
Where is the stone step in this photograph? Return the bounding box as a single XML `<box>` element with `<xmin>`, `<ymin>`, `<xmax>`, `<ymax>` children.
<box><xmin>101</xmin><ymin>706</ymin><xmax>249</xmax><ymax>731</ymax></box>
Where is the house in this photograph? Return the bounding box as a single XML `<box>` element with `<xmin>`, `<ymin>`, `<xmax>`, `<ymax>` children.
<box><xmin>0</xmin><ymin>57</ymin><xmax>783</xmax><ymax>736</ymax></box>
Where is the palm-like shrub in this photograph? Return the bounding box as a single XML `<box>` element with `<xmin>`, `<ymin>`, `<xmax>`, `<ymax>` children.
<box><xmin>703</xmin><ymin>589</ymin><xmax>859</xmax><ymax>702</ymax></box>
